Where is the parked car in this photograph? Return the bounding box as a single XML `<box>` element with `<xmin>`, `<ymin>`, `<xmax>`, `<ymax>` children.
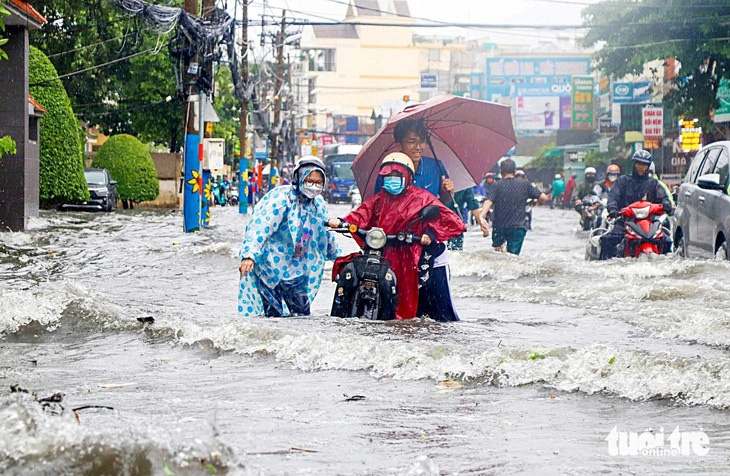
<box><xmin>674</xmin><ymin>141</ymin><xmax>730</xmax><ymax>258</ymax></box>
<box><xmin>83</xmin><ymin>168</ymin><xmax>117</xmax><ymax>212</ymax></box>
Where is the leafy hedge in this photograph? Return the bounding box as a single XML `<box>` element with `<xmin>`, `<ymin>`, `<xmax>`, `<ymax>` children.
<box><xmin>91</xmin><ymin>134</ymin><xmax>159</xmax><ymax>202</ymax></box>
<box><xmin>29</xmin><ymin>46</ymin><xmax>89</xmax><ymax>205</ymax></box>
<box><xmin>0</xmin><ymin>136</ymin><xmax>15</xmax><ymax>157</ymax></box>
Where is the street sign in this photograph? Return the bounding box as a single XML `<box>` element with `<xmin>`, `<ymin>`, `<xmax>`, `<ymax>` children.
<box><xmin>420</xmin><ymin>73</ymin><xmax>438</xmax><ymax>90</ymax></box>
<box><xmin>642</xmin><ymin>106</ymin><xmax>663</xmax><ymax>138</ymax></box>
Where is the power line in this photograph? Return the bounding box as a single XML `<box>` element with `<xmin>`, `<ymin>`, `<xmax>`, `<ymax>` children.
<box><xmin>530</xmin><ymin>0</ymin><xmax>730</xmax><ymax>8</ymax></box>
<box><xmin>47</xmin><ymin>30</ymin><xmax>142</xmax><ymax>58</ymax></box>
<box><xmin>261</xmin><ymin>1</ymin><xmax>566</xmax><ymax>41</ymax></box>
<box><xmin>246</xmin><ymin>17</ymin><xmax>730</xmax><ymax>30</ymax></box>
<box><xmin>30</xmin><ymin>47</ymin><xmax>159</xmax><ymax>86</ymax></box>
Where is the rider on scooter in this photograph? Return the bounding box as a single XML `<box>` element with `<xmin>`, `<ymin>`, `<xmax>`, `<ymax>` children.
<box><xmin>599</xmin><ymin>150</ymin><xmax>672</xmax><ymax>259</ymax></box>
<box><xmin>328</xmin><ymin>153</ymin><xmax>464</xmax><ymax>320</ymax></box>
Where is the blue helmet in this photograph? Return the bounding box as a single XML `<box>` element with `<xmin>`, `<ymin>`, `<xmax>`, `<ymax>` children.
<box><xmin>632</xmin><ymin>149</ymin><xmax>652</xmax><ymax>165</ymax></box>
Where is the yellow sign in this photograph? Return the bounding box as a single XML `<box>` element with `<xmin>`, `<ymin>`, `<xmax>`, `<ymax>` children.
<box><xmin>643</xmin><ymin>139</ymin><xmax>660</xmax><ymax>150</ymax></box>
<box><xmin>680</xmin><ymin>119</ymin><xmax>702</xmax><ymax>152</ymax></box>
<box><xmin>205</xmin><ymin>122</ymin><xmax>213</xmax><ymax>134</ymax></box>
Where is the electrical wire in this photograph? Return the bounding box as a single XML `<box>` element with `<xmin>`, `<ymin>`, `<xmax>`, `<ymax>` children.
<box><xmin>30</xmin><ymin>47</ymin><xmax>159</xmax><ymax>86</ymax></box>
<box><xmin>47</xmin><ymin>31</ymin><xmax>142</xmax><ymax>58</ymax></box>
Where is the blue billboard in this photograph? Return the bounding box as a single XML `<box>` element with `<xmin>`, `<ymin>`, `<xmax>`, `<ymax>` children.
<box><xmin>612</xmin><ymin>81</ymin><xmax>651</xmax><ymax>104</ymax></box>
<box><xmin>485</xmin><ymin>57</ymin><xmax>591</xmax><ymax>105</ymax></box>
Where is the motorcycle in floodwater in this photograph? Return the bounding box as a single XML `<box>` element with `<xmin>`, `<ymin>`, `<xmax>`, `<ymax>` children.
<box><xmin>227</xmin><ymin>187</ymin><xmax>239</xmax><ymax>206</ymax></box>
<box><xmin>619</xmin><ymin>200</ymin><xmax>669</xmax><ymax>257</ymax></box>
<box><xmin>211</xmin><ymin>182</ymin><xmax>227</xmax><ymax>206</ymax></box>
<box><xmin>585</xmin><ymin>199</ymin><xmax>669</xmax><ymax>260</ymax></box>
<box><xmin>348</xmin><ymin>185</ymin><xmax>362</xmax><ymax>209</ymax></box>
<box><xmin>576</xmin><ymin>195</ymin><xmax>606</xmax><ymax>231</ymax></box>
<box><xmin>329</xmin><ymin>205</ymin><xmax>440</xmax><ymax>321</ymax></box>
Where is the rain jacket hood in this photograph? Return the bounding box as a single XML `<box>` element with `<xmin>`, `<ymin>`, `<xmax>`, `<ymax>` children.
<box><xmin>238</xmin><ymin>185</ymin><xmax>340</xmax><ymax>316</ymax></box>
<box><xmin>338</xmin><ymin>186</ymin><xmax>465</xmax><ymax>319</ymax></box>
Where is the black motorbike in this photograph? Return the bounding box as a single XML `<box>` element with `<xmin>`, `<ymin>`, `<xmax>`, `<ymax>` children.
<box><xmin>576</xmin><ymin>195</ymin><xmax>605</xmax><ymax>231</ymax></box>
<box><xmin>329</xmin><ymin>205</ymin><xmax>440</xmax><ymax>321</ymax></box>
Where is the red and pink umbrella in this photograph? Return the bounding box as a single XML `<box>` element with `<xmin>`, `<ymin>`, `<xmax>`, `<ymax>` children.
<box><xmin>352</xmin><ymin>94</ymin><xmax>517</xmax><ymax>199</ymax></box>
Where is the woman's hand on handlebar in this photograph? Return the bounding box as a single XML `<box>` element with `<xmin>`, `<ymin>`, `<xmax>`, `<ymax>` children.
<box><xmin>327</xmin><ymin>218</ymin><xmax>342</xmax><ymax>228</ymax></box>
<box><xmin>420</xmin><ymin>234</ymin><xmax>432</xmax><ymax>246</ymax></box>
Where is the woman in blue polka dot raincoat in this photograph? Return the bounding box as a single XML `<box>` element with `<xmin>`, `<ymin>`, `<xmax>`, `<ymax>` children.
<box><xmin>238</xmin><ymin>156</ymin><xmax>340</xmax><ymax>317</ymax></box>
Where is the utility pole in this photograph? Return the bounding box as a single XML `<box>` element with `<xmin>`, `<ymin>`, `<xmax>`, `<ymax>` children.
<box><xmin>182</xmin><ymin>0</ymin><xmax>201</xmax><ymax>233</ymax></box>
<box><xmin>239</xmin><ymin>0</ymin><xmax>250</xmax><ymax>214</ymax></box>
<box><xmin>269</xmin><ymin>10</ymin><xmax>286</xmax><ymax>168</ymax></box>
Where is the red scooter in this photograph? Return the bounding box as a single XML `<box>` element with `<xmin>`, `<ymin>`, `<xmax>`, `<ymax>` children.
<box><xmin>619</xmin><ymin>200</ymin><xmax>667</xmax><ymax>257</ymax></box>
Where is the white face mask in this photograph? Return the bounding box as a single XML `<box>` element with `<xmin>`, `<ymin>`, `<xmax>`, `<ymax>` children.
<box><xmin>301</xmin><ymin>182</ymin><xmax>323</xmax><ymax>199</ymax></box>
<box><xmin>608</xmin><ymin>175</ymin><xmax>618</xmax><ymax>183</ymax></box>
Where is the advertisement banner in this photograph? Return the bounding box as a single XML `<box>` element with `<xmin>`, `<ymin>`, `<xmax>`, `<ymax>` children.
<box><xmin>612</xmin><ymin>81</ymin><xmax>652</xmax><ymax>104</ymax></box>
<box><xmin>516</xmin><ymin>95</ymin><xmax>571</xmax><ymax>130</ymax></box>
<box><xmin>515</xmin><ymin>82</ymin><xmax>572</xmax><ymax>130</ymax></box>
<box><xmin>714</xmin><ymin>78</ymin><xmax>730</xmax><ymax>123</ymax></box>
<box><xmin>571</xmin><ymin>76</ymin><xmax>595</xmax><ymax>130</ymax></box>
<box><xmin>485</xmin><ymin>57</ymin><xmax>590</xmax><ymax>103</ymax></box>
<box><xmin>621</xmin><ymin>104</ymin><xmax>643</xmax><ymax>131</ymax></box>
<box><xmin>680</xmin><ymin>119</ymin><xmax>702</xmax><ymax>152</ymax></box>
<box><xmin>642</xmin><ymin>106</ymin><xmax>664</xmax><ymax>138</ymax></box>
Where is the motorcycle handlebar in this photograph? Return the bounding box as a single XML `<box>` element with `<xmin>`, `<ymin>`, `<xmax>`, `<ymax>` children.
<box><xmin>325</xmin><ymin>221</ymin><xmax>424</xmax><ymax>244</ymax></box>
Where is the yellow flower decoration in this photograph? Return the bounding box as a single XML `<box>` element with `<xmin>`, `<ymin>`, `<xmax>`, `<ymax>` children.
<box><xmin>204</xmin><ymin>210</ymin><xmax>211</xmax><ymax>224</ymax></box>
<box><xmin>204</xmin><ymin>179</ymin><xmax>212</xmax><ymax>201</ymax></box>
<box><xmin>187</xmin><ymin>170</ymin><xmax>201</xmax><ymax>194</ymax></box>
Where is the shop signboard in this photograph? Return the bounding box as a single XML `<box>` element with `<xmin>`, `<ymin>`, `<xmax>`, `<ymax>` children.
<box><xmin>571</xmin><ymin>76</ymin><xmax>595</xmax><ymax>130</ymax></box>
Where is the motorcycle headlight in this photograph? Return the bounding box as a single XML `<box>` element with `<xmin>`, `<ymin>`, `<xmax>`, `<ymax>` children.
<box><xmin>365</xmin><ymin>228</ymin><xmax>387</xmax><ymax>250</ymax></box>
<box><xmin>633</xmin><ymin>206</ymin><xmax>650</xmax><ymax>219</ymax></box>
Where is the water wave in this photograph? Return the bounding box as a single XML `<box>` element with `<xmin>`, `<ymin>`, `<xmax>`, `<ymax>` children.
<box><xmin>0</xmin><ymin>282</ymin><xmax>137</xmax><ymax>337</ymax></box>
<box><xmin>0</xmin><ymin>393</ymin><xmax>241</xmax><ymax>474</ymax></box>
<box><xmin>153</xmin><ymin>318</ymin><xmax>730</xmax><ymax>409</ymax></box>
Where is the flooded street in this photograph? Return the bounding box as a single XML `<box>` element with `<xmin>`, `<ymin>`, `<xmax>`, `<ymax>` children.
<box><xmin>2</xmin><ymin>204</ymin><xmax>730</xmax><ymax>474</ymax></box>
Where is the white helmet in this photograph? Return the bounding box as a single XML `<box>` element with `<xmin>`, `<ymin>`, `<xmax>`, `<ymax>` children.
<box><xmin>379</xmin><ymin>152</ymin><xmax>415</xmax><ymax>175</ymax></box>
<box><xmin>585</xmin><ymin>167</ymin><xmax>597</xmax><ymax>175</ymax></box>
<box><xmin>555</xmin><ymin>174</ymin><xmax>561</xmax><ymax>179</ymax></box>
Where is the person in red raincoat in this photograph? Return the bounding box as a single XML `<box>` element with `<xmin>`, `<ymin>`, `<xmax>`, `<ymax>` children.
<box><xmin>328</xmin><ymin>153</ymin><xmax>465</xmax><ymax>319</ymax></box>
<box><xmin>563</xmin><ymin>174</ymin><xmax>577</xmax><ymax>206</ymax></box>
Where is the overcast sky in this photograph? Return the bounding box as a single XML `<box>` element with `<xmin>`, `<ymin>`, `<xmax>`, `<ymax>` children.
<box><xmin>243</xmin><ymin>0</ymin><xmax>603</xmax><ymax>46</ymax></box>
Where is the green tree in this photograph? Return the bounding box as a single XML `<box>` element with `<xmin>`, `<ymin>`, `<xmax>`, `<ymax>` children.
<box><xmin>30</xmin><ymin>0</ymin><xmax>185</xmax><ymax>151</ymax></box>
<box><xmin>526</xmin><ymin>142</ymin><xmax>562</xmax><ymax>171</ymax></box>
<box><xmin>212</xmin><ymin>64</ymin><xmax>241</xmax><ymax>164</ymax></box>
<box><xmin>581</xmin><ymin>0</ymin><xmax>730</xmax><ymax>132</ymax></box>
<box><xmin>0</xmin><ymin>0</ymin><xmax>10</xmax><ymax>60</ymax></box>
<box><xmin>29</xmin><ymin>46</ymin><xmax>90</xmax><ymax>206</ymax></box>
<box><xmin>91</xmin><ymin>134</ymin><xmax>159</xmax><ymax>205</ymax></box>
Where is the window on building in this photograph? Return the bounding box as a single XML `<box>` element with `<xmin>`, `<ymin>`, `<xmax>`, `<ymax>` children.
<box><xmin>305</xmin><ymin>49</ymin><xmax>336</xmax><ymax>72</ymax></box>
<box><xmin>29</xmin><ymin>117</ymin><xmax>39</xmax><ymax>142</ymax></box>
<box><xmin>429</xmin><ymin>49</ymin><xmax>441</xmax><ymax>62</ymax></box>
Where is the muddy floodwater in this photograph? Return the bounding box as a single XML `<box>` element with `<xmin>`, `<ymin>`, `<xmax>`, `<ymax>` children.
<box><xmin>2</xmin><ymin>204</ymin><xmax>730</xmax><ymax>474</ymax></box>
